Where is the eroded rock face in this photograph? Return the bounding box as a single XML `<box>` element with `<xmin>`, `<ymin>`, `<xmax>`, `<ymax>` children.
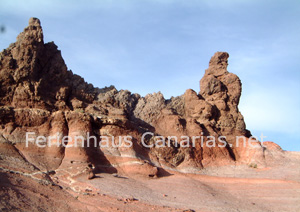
<box><xmin>0</xmin><ymin>18</ymin><xmax>278</xmax><ymax>178</ymax></box>
<box><xmin>200</xmin><ymin>52</ymin><xmax>244</xmax><ymax>131</ymax></box>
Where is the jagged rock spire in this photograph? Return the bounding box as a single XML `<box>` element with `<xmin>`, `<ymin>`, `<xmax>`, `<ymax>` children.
<box><xmin>199</xmin><ymin>52</ymin><xmax>246</xmax><ymax>133</ymax></box>
<box><xmin>16</xmin><ymin>17</ymin><xmax>44</xmax><ymax>45</ymax></box>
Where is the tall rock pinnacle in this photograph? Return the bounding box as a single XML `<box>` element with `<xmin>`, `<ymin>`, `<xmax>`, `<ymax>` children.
<box><xmin>16</xmin><ymin>17</ymin><xmax>44</xmax><ymax>45</ymax></box>
<box><xmin>0</xmin><ymin>17</ymin><xmax>97</xmax><ymax>110</ymax></box>
<box><xmin>199</xmin><ymin>52</ymin><xmax>246</xmax><ymax>135</ymax></box>
<box><xmin>207</xmin><ymin>52</ymin><xmax>229</xmax><ymax>76</ymax></box>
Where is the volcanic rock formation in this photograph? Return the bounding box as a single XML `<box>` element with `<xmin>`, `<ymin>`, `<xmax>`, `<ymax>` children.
<box><xmin>0</xmin><ymin>18</ymin><xmax>277</xmax><ymax>180</ymax></box>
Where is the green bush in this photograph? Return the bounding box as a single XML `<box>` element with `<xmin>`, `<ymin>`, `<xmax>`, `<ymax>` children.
<box><xmin>249</xmin><ymin>163</ymin><xmax>258</xmax><ymax>168</ymax></box>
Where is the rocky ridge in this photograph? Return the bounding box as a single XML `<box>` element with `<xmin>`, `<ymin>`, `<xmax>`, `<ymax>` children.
<box><xmin>0</xmin><ymin>18</ymin><xmax>282</xmax><ymax>183</ymax></box>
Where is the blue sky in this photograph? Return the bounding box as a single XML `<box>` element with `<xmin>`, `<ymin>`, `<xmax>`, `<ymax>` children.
<box><xmin>0</xmin><ymin>0</ymin><xmax>299</xmax><ymax>151</ymax></box>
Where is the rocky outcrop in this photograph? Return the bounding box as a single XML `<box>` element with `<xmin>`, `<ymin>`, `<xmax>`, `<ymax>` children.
<box><xmin>200</xmin><ymin>52</ymin><xmax>246</xmax><ymax>133</ymax></box>
<box><xmin>0</xmin><ymin>18</ymin><xmax>279</xmax><ymax>180</ymax></box>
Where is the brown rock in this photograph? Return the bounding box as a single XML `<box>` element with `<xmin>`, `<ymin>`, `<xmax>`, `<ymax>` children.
<box><xmin>0</xmin><ymin>18</ymin><xmax>283</xmax><ymax>180</ymax></box>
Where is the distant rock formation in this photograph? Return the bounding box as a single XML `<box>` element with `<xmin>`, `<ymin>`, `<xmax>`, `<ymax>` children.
<box><xmin>0</xmin><ymin>18</ymin><xmax>279</xmax><ymax>178</ymax></box>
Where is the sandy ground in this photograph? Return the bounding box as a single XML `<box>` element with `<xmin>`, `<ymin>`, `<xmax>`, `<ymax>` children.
<box><xmin>1</xmin><ymin>151</ymin><xmax>299</xmax><ymax>212</ymax></box>
<box><xmin>76</xmin><ymin>172</ymin><xmax>300</xmax><ymax>212</ymax></box>
<box><xmin>74</xmin><ymin>151</ymin><xmax>300</xmax><ymax>212</ymax></box>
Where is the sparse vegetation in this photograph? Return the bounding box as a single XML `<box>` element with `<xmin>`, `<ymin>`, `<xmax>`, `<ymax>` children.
<box><xmin>249</xmin><ymin>163</ymin><xmax>258</xmax><ymax>168</ymax></box>
<box><xmin>74</xmin><ymin>108</ymin><xmax>84</xmax><ymax>113</ymax></box>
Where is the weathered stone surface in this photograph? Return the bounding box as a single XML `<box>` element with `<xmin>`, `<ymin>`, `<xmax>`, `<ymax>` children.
<box><xmin>0</xmin><ymin>18</ymin><xmax>283</xmax><ymax>179</ymax></box>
